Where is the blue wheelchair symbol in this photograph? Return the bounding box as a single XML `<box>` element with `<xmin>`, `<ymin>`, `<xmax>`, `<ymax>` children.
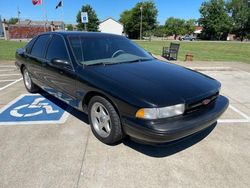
<box><xmin>0</xmin><ymin>94</ymin><xmax>68</xmax><ymax>125</ymax></box>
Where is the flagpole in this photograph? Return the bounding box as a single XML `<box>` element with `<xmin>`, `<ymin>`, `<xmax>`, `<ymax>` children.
<box><xmin>43</xmin><ymin>0</ymin><xmax>48</xmax><ymax>32</ymax></box>
<box><xmin>17</xmin><ymin>6</ymin><xmax>20</xmax><ymax>24</ymax></box>
<box><xmin>62</xmin><ymin>1</ymin><xmax>64</xmax><ymax>30</ymax></box>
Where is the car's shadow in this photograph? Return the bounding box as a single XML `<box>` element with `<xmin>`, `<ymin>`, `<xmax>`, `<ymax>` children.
<box><xmin>122</xmin><ymin>123</ymin><xmax>216</xmax><ymax>158</ymax></box>
<box><xmin>39</xmin><ymin>90</ymin><xmax>89</xmax><ymax>124</ymax></box>
<box><xmin>39</xmin><ymin>90</ymin><xmax>217</xmax><ymax>158</ymax></box>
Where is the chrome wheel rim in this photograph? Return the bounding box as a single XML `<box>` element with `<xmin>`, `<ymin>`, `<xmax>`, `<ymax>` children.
<box><xmin>91</xmin><ymin>102</ymin><xmax>111</xmax><ymax>138</ymax></box>
<box><xmin>23</xmin><ymin>69</ymin><xmax>31</xmax><ymax>90</ymax></box>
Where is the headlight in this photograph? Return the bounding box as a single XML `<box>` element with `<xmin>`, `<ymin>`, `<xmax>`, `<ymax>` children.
<box><xmin>136</xmin><ymin>104</ymin><xmax>185</xmax><ymax>119</ymax></box>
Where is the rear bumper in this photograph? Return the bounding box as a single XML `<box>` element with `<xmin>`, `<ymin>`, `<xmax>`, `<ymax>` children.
<box><xmin>122</xmin><ymin>95</ymin><xmax>229</xmax><ymax>144</ymax></box>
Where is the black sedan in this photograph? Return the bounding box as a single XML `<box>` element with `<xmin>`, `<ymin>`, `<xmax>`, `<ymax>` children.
<box><xmin>16</xmin><ymin>32</ymin><xmax>229</xmax><ymax>145</ymax></box>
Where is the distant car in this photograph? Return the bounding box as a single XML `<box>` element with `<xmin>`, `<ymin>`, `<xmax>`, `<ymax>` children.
<box><xmin>15</xmin><ymin>32</ymin><xmax>229</xmax><ymax>145</ymax></box>
<box><xmin>179</xmin><ymin>35</ymin><xmax>196</xmax><ymax>41</ymax></box>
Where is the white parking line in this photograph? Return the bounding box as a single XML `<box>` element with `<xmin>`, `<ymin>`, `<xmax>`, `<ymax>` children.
<box><xmin>0</xmin><ymin>65</ymin><xmax>16</xmax><ymax>68</ymax></box>
<box><xmin>0</xmin><ymin>78</ymin><xmax>23</xmax><ymax>91</ymax></box>
<box><xmin>218</xmin><ymin>105</ymin><xmax>250</xmax><ymax>123</ymax></box>
<box><xmin>0</xmin><ymin>80</ymin><xmax>17</xmax><ymax>82</ymax></box>
<box><xmin>0</xmin><ymin>69</ymin><xmax>16</xmax><ymax>72</ymax></box>
<box><xmin>0</xmin><ymin>74</ymin><xmax>20</xmax><ymax>77</ymax></box>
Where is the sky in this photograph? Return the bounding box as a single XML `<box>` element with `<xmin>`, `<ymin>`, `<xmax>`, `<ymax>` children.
<box><xmin>0</xmin><ymin>0</ymin><xmax>204</xmax><ymax>25</ymax></box>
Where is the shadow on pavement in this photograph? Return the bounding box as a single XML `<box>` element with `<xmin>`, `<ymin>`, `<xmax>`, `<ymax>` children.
<box><xmin>39</xmin><ymin>90</ymin><xmax>89</xmax><ymax>124</ymax></box>
<box><xmin>123</xmin><ymin>123</ymin><xmax>217</xmax><ymax>158</ymax></box>
<box><xmin>39</xmin><ymin>90</ymin><xmax>216</xmax><ymax>158</ymax></box>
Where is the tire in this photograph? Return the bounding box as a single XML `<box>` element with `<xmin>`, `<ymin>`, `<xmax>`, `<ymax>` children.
<box><xmin>88</xmin><ymin>96</ymin><xmax>124</xmax><ymax>145</ymax></box>
<box><xmin>22</xmin><ymin>67</ymin><xmax>39</xmax><ymax>93</ymax></box>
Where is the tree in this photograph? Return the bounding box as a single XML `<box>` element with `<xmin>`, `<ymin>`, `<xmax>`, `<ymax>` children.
<box><xmin>76</xmin><ymin>4</ymin><xmax>99</xmax><ymax>31</ymax></box>
<box><xmin>8</xmin><ymin>17</ymin><xmax>19</xmax><ymax>24</ymax></box>
<box><xmin>199</xmin><ymin>0</ymin><xmax>232</xmax><ymax>40</ymax></box>
<box><xmin>227</xmin><ymin>0</ymin><xmax>250</xmax><ymax>41</ymax></box>
<box><xmin>66</xmin><ymin>24</ymin><xmax>73</xmax><ymax>31</ymax></box>
<box><xmin>119</xmin><ymin>1</ymin><xmax>158</xmax><ymax>39</ymax></box>
<box><xmin>153</xmin><ymin>25</ymin><xmax>167</xmax><ymax>37</ymax></box>
<box><xmin>185</xmin><ymin>19</ymin><xmax>197</xmax><ymax>34</ymax></box>
<box><xmin>164</xmin><ymin>17</ymin><xmax>186</xmax><ymax>39</ymax></box>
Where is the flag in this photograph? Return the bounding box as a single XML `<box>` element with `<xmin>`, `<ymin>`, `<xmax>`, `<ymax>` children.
<box><xmin>56</xmin><ymin>1</ymin><xmax>63</xmax><ymax>9</ymax></box>
<box><xmin>32</xmin><ymin>0</ymin><xmax>42</xmax><ymax>5</ymax></box>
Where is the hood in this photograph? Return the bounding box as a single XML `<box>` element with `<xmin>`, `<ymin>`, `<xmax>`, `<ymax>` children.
<box><xmin>87</xmin><ymin>60</ymin><xmax>220</xmax><ymax>107</ymax></box>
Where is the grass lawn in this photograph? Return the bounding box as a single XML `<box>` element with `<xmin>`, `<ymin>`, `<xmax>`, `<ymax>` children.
<box><xmin>0</xmin><ymin>39</ymin><xmax>250</xmax><ymax>64</ymax></box>
<box><xmin>135</xmin><ymin>40</ymin><xmax>250</xmax><ymax>64</ymax></box>
<box><xmin>0</xmin><ymin>40</ymin><xmax>27</xmax><ymax>60</ymax></box>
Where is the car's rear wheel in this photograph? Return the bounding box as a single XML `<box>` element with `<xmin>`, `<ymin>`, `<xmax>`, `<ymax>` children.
<box><xmin>22</xmin><ymin>67</ymin><xmax>39</xmax><ymax>93</ymax></box>
<box><xmin>88</xmin><ymin>96</ymin><xmax>124</xmax><ymax>145</ymax></box>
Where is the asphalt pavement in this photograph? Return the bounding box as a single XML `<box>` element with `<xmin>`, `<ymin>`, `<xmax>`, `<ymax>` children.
<box><xmin>0</xmin><ymin>60</ymin><xmax>249</xmax><ymax>188</ymax></box>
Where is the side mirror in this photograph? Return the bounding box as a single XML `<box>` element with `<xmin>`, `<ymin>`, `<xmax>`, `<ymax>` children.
<box><xmin>16</xmin><ymin>48</ymin><xmax>26</xmax><ymax>57</ymax></box>
<box><xmin>51</xmin><ymin>59</ymin><xmax>71</xmax><ymax>69</ymax></box>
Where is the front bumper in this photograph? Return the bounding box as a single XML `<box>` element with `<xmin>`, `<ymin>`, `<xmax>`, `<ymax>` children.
<box><xmin>122</xmin><ymin>95</ymin><xmax>229</xmax><ymax>144</ymax></box>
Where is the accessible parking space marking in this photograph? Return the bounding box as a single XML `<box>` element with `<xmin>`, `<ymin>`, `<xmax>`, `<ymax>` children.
<box><xmin>0</xmin><ymin>94</ymin><xmax>69</xmax><ymax>125</ymax></box>
<box><xmin>0</xmin><ymin>65</ymin><xmax>22</xmax><ymax>91</ymax></box>
<box><xmin>218</xmin><ymin>105</ymin><xmax>250</xmax><ymax>123</ymax></box>
<box><xmin>0</xmin><ymin>78</ymin><xmax>23</xmax><ymax>91</ymax></box>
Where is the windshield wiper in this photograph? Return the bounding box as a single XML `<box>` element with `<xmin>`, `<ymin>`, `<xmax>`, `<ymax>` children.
<box><xmin>123</xmin><ymin>58</ymin><xmax>151</xmax><ymax>64</ymax></box>
<box><xmin>84</xmin><ymin>62</ymin><xmax>114</xmax><ymax>66</ymax></box>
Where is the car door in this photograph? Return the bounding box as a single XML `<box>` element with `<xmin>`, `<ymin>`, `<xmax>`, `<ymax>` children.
<box><xmin>26</xmin><ymin>34</ymin><xmax>51</xmax><ymax>85</ymax></box>
<box><xmin>41</xmin><ymin>34</ymin><xmax>77</xmax><ymax>106</ymax></box>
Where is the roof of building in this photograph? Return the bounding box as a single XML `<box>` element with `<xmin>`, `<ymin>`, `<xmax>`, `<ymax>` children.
<box><xmin>99</xmin><ymin>17</ymin><xmax>123</xmax><ymax>26</ymax></box>
<box><xmin>18</xmin><ymin>20</ymin><xmax>64</xmax><ymax>26</ymax></box>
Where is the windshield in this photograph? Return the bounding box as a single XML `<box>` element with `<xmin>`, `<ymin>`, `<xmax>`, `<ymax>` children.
<box><xmin>68</xmin><ymin>35</ymin><xmax>153</xmax><ymax>65</ymax></box>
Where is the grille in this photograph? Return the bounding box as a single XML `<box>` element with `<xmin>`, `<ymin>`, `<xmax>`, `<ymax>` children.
<box><xmin>185</xmin><ymin>92</ymin><xmax>219</xmax><ymax>114</ymax></box>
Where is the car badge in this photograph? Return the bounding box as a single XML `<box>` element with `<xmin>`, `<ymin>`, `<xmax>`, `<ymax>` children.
<box><xmin>202</xmin><ymin>99</ymin><xmax>211</xmax><ymax>105</ymax></box>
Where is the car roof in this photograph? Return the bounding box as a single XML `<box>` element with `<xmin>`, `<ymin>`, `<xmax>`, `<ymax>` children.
<box><xmin>40</xmin><ymin>31</ymin><xmax>123</xmax><ymax>38</ymax></box>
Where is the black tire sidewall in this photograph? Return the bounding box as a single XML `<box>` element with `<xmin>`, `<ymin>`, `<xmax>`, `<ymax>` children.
<box><xmin>88</xmin><ymin>96</ymin><xmax>123</xmax><ymax>145</ymax></box>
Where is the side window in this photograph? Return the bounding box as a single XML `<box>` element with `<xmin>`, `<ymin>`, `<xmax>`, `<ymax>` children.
<box><xmin>30</xmin><ymin>35</ymin><xmax>50</xmax><ymax>58</ymax></box>
<box><xmin>25</xmin><ymin>37</ymin><xmax>37</xmax><ymax>54</ymax></box>
<box><xmin>46</xmin><ymin>35</ymin><xmax>69</xmax><ymax>61</ymax></box>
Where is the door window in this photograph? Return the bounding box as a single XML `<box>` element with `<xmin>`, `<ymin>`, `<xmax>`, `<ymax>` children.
<box><xmin>46</xmin><ymin>35</ymin><xmax>69</xmax><ymax>61</ymax></box>
<box><xmin>30</xmin><ymin>34</ymin><xmax>50</xmax><ymax>58</ymax></box>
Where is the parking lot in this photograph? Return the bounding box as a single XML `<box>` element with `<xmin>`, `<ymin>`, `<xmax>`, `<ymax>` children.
<box><xmin>0</xmin><ymin>61</ymin><xmax>249</xmax><ymax>188</ymax></box>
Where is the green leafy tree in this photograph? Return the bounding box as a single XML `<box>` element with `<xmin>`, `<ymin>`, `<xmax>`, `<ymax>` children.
<box><xmin>8</xmin><ymin>17</ymin><xmax>19</xmax><ymax>24</ymax></box>
<box><xmin>227</xmin><ymin>0</ymin><xmax>250</xmax><ymax>41</ymax></box>
<box><xmin>66</xmin><ymin>24</ymin><xmax>73</xmax><ymax>31</ymax></box>
<box><xmin>153</xmin><ymin>25</ymin><xmax>167</xmax><ymax>37</ymax></box>
<box><xmin>164</xmin><ymin>17</ymin><xmax>186</xmax><ymax>39</ymax></box>
<box><xmin>76</xmin><ymin>4</ymin><xmax>99</xmax><ymax>31</ymax></box>
<box><xmin>119</xmin><ymin>1</ymin><xmax>158</xmax><ymax>39</ymax></box>
<box><xmin>199</xmin><ymin>0</ymin><xmax>232</xmax><ymax>40</ymax></box>
<box><xmin>185</xmin><ymin>19</ymin><xmax>197</xmax><ymax>34</ymax></box>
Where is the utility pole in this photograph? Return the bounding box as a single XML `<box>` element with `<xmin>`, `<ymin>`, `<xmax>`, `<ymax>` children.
<box><xmin>17</xmin><ymin>6</ymin><xmax>21</xmax><ymax>24</ymax></box>
<box><xmin>140</xmin><ymin>6</ymin><xmax>143</xmax><ymax>40</ymax></box>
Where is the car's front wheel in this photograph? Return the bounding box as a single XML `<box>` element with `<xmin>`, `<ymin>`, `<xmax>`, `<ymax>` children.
<box><xmin>22</xmin><ymin>67</ymin><xmax>39</xmax><ymax>93</ymax></box>
<box><xmin>88</xmin><ymin>96</ymin><xmax>124</xmax><ymax>145</ymax></box>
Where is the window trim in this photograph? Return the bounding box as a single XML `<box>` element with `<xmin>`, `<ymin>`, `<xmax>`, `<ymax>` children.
<box><xmin>67</xmin><ymin>35</ymin><xmax>84</xmax><ymax>67</ymax></box>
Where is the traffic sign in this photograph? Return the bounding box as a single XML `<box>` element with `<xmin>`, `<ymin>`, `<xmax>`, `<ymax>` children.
<box><xmin>0</xmin><ymin>94</ymin><xmax>68</xmax><ymax>125</ymax></box>
<box><xmin>81</xmin><ymin>12</ymin><xmax>88</xmax><ymax>23</ymax></box>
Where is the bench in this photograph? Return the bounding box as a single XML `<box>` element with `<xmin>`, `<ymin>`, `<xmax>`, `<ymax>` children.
<box><xmin>162</xmin><ymin>43</ymin><xmax>180</xmax><ymax>60</ymax></box>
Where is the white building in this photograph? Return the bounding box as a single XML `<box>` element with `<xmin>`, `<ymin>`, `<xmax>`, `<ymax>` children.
<box><xmin>99</xmin><ymin>17</ymin><xmax>124</xmax><ymax>35</ymax></box>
